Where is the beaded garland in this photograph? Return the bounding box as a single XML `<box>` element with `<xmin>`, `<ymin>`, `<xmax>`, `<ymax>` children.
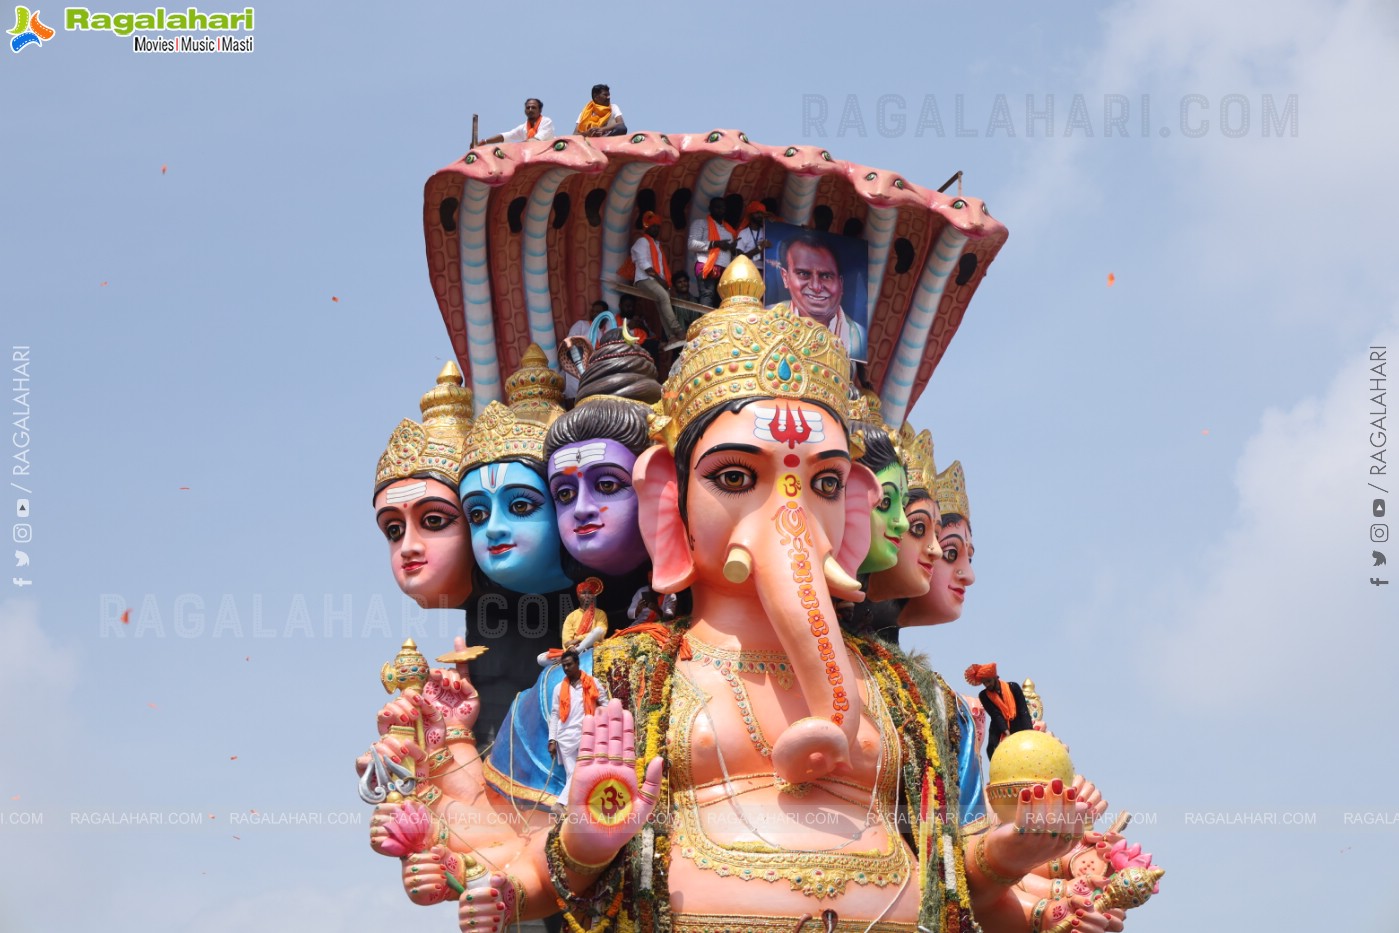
<box><xmin>686</xmin><ymin>638</ymin><xmax>797</xmax><ymax>758</ymax></box>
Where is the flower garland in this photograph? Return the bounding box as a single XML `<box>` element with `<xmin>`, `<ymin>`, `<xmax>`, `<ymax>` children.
<box><xmin>853</xmin><ymin>635</ymin><xmax>979</xmax><ymax>933</ymax></box>
<box><xmin>552</xmin><ymin>619</ymin><xmax>688</xmax><ymax>933</ymax></box>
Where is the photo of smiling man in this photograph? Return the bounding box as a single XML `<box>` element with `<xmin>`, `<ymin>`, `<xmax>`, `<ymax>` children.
<box><xmin>763</xmin><ymin>224</ymin><xmax>869</xmax><ymax>362</ymax></box>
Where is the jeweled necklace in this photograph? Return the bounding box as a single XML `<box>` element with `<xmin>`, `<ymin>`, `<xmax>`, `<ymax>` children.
<box><xmin>675</xmin><ymin>663</ymin><xmax>886</xmax><ymax>853</ymax></box>
<box><xmin>687</xmin><ymin>638</ymin><xmax>796</xmax><ymax>758</ymax></box>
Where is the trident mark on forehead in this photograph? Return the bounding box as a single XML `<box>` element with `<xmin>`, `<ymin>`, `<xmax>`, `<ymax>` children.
<box><xmin>751</xmin><ymin>403</ymin><xmax>825</xmax><ymax>448</ymax></box>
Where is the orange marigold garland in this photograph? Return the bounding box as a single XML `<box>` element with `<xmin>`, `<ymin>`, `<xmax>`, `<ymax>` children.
<box><xmin>853</xmin><ymin>635</ymin><xmax>977</xmax><ymax>932</ymax></box>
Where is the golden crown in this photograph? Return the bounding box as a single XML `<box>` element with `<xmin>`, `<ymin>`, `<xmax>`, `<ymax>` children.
<box><xmin>506</xmin><ymin>343</ymin><xmax>566</xmax><ymax>428</ymax></box>
<box><xmin>374</xmin><ymin>362</ymin><xmax>474</xmax><ymax>495</ymax></box>
<box><xmin>933</xmin><ymin>459</ymin><xmax>970</xmax><ymax>520</ymax></box>
<box><xmin>900</xmin><ymin>425</ymin><xmax>937</xmax><ymax>493</ymax></box>
<box><xmin>848</xmin><ymin>390</ymin><xmax>886</xmax><ymax>427</ymax></box>
<box><xmin>460</xmin><ymin>343</ymin><xmax>566</xmax><ymax>473</ymax></box>
<box><xmin>462</xmin><ymin>400</ymin><xmax>548</xmax><ymax>473</ymax></box>
<box><xmin>651</xmin><ymin>257</ymin><xmax>852</xmax><ymax>450</ymax></box>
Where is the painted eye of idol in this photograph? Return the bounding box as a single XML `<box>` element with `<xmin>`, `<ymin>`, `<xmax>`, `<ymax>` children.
<box><xmin>738</xmin><ymin>132</ymin><xmax>749</xmax><ymax>143</ymax></box>
<box><xmin>378</xmin><ymin>506</ymin><xmax>460</xmax><ymax>543</ymax></box>
<box><xmin>464</xmin><ymin>152</ymin><xmax>478</xmax><ymax>163</ymax></box>
<box><xmin>703</xmin><ymin>461</ymin><xmax>757</xmax><ymax>495</ymax></box>
<box><xmin>893</xmin><ymin>178</ymin><xmax>906</xmax><ymax>189</ymax></box>
<box><xmin>630</xmin><ymin>133</ymin><xmax>646</xmax><ymax>143</ymax></box>
<box><xmin>812</xmin><ymin>470</ymin><xmax>845</xmax><ymax>499</ymax></box>
<box><xmin>785</xmin><ymin>146</ymin><xmax>798</xmax><ymax>157</ymax></box>
<box><xmin>508</xmin><ymin>491</ymin><xmax>545</xmax><ymax>516</ymax></box>
<box><xmin>951</xmin><ymin>199</ymin><xmax>967</xmax><ymax>209</ymax></box>
<box><xmin>820</xmin><ymin>150</ymin><xmax>832</xmax><ymax>161</ymax></box>
<box><xmin>865</xmin><ymin>171</ymin><xmax>878</xmax><ymax>181</ymax></box>
<box><xmin>707</xmin><ymin>131</ymin><xmax>722</xmax><ymax>143</ymax></box>
<box><xmin>553</xmin><ymin>140</ymin><xmax>568</xmax><ymax>151</ymax></box>
<box><xmin>908</xmin><ymin>515</ymin><xmax>928</xmax><ymax>539</ymax></box>
<box><xmin>493</xmin><ymin>147</ymin><xmax>506</xmax><ymax>159</ymax></box>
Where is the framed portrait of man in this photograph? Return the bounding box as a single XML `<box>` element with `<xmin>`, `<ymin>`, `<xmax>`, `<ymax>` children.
<box><xmin>762</xmin><ymin>222</ymin><xmax>870</xmax><ymax>362</ymax></box>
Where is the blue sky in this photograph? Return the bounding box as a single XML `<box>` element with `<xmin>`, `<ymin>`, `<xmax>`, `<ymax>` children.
<box><xmin>4</xmin><ymin>0</ymin><xmax>1397</xmax><ymax>929</ymax></box>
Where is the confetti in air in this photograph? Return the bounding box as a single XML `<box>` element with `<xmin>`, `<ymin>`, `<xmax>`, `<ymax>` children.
<box><xmin>229</xmin><ymin>755</ymin><xmax>238</xmax><ymax>761</ymax></box>
<box><xmin>121</xmin><ymin>609</ymin><xmax>131</xmax><ymax>624</ymax></box>
<box><xmin>1106</xmin><ymin>273</ymin><xmax>1116</xmax><ymax>287</ymax></box>
<box><xmin>1201</xmin><ymin>429</ymin><xmax>1210</xmax><ymax>436</ymax></box>
<box><xmin>161</xmin><ymin>164</ymin><xmax>168</xmax><ymax>175</ymax></box>
<box><xmin>179</xmin><ymin>486</ymin><xmax>190</xmax><ymax>491</ymax></box>
<box><xmin>100</xmin><ymin>281</ymin><xmax>109</xmax><ymax>287</ymax></box>
<box><xmin>147</xmin><ymin>702</ymin><xmax>158</xmax><ymax>710</ymax></box>
<box><xmin>331</xmin><ymin>296</ymin><xmax>340</xmax><ymax>303</ymax></box>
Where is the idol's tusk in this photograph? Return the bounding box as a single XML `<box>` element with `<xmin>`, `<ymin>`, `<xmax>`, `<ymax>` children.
<box><xmin>823</xmin><ymin>554</ymin><xmax>861</xmax><ymax>594</ymax></box>
<box><xmin>723</xmin><ymin>546</ymin><xmax>753</xmax><ymax>583</ymax></box>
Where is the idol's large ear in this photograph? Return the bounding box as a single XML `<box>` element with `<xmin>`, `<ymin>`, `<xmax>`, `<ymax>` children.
<box><xmin>633</xmin><ymin>445</ymin><xmax>696</xmax><ymax>594</ymax></box>
<box><xmin>835</xmin><ymin>462</ymin><xmax>879</xmax><ymax>576</ymax></box>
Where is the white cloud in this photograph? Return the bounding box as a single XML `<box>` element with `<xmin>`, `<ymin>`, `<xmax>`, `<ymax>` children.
<box><xmin>0</xmin><ymin>598</ymin><xmax>77</xmax><ymax>732</ymax></box>
<box><xmin>1147</xmin><ymin>310</ymin><xmax>1399</xmax><ymax>709</ymax></box>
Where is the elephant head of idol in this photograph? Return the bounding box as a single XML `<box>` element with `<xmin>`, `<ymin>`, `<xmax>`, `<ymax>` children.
<box><xmin>634</xmin><ymin>258</ymin><xmax>879</xmax><ymax>784</ymax></box>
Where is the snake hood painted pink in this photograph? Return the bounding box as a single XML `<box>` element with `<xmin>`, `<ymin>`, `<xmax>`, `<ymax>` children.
<box><xmin>422</xmin><ymin>132</ymin><xmax>1007</xmax><ymax>421</ymax></box>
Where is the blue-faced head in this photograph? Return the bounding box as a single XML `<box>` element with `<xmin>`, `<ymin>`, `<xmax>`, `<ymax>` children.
<box><xmin>459</xmin><ymin>458</ymin><xmax>573</xmax><ymax>594</ymax></box>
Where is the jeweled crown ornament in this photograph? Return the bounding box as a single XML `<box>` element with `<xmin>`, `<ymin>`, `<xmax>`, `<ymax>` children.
<box><xmin>901</xmin><ymin>426</ymin><xmax>937</xmax><ymax>493</ymax></box>
<box><xmin>652</xmin><ymin>256</ymin><xmax>851</xmax><ymax>450</ymax></box>
<box><xmin>934</xmin><ymin>459</ymin><xmax>970</xmax><ymax>520</ymax></box>
<box><xmin>505</xmin><ymin>343</ymin><xmax>565</xmax><ymax>428</ymax></box>
<box><xmin>462</xmin><ymin>400</ymin><xmax>547</xmax><ymax>472</ymax></box>
<box><xmin>462</xmin><ymin>343</ymin><xmax>564</xmax><ymax>471</ymax></box>
<box><xmin>374</xmin><ymin>362</ymin><xmax>474</xmax><ymax>496</ymax></box>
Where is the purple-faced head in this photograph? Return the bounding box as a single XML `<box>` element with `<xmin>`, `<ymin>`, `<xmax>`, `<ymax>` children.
<box><xmin>547</xmin><ymin>438</ymin><xmax>643</xmax><ymax>573</ymax></box>
<box><xmin>544</xmin><ymin>397</ymin><xmax>653</xmax><ymax>575</ymax></box>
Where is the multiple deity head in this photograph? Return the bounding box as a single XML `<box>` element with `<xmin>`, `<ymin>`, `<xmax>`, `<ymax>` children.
<box><xmin>372</xmin><ymin>258</ymin><xmax>975</xmax><ymax>638</ymax></box>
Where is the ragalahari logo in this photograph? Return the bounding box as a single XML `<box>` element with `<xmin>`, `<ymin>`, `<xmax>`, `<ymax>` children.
<box><xmin>9</xmin><ymin>6</ymin><xmax>53</xmax><ymax>51</ymax></box>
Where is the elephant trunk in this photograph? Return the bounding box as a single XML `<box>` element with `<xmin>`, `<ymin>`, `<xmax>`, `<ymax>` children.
<box><xmin>740</xmin><ymin>499</ymin><xmax>864</xmax><ymax>784</ymax></box>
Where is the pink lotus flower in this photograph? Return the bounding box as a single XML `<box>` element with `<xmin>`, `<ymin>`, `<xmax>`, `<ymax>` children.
<box><xmin>380</xmin><ymin>801</ymin><xmax>432</xmax><ymax>857</ymax></box>
<box><xmin>1106</xmin><ymin>840</ymin><xmax>1157</xmax><ymax>889</ymax></box>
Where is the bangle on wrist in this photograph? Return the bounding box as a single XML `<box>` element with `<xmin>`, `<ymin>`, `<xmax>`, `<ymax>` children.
<box><xmin>1030</xmin><ymin>898</ymin><xmax>1051</xmax><ymax>933</ymax></box>
<box><xmin>557</xmin><ymin>831</ymin><xmax>614</xmax><ymax>875</ymax></box>
<box><xmin>974</xmin><ymin>834</ymin><xmax>1021</xmax><ymax>887</ymax></box>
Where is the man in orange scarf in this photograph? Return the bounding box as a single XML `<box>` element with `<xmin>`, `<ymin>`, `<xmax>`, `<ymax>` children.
<box><xmin>686</xmin><ymin>197</ymin><xmax>737</xmax><ymax>308</ymax></box>
<box><xmin>630</xmin><ymin>211</ymin><xmax>684</xmax><ymax>347</ymax></box>
<box><xmin>574</xmin><ymin>84</ymin><xmax>627</xmax><ymax>137</ymax></box>
<box><xmin>548</xmin><ymin>649</ymin><xmax>610</xmax><ymax>801</ymax></box>
<box><xmin>965</xmin><ymin>662</ymin><xmax>1033</xmax><ymax>758</ymax></box>
<box><xmin>481</xmin><ymin>97</ymin><xmax>555</xmax><ymax>145</ymax></box>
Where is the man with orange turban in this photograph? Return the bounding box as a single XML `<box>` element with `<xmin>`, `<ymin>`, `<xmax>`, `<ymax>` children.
<box><xmin>965</xmin><ymin>662</ymin><xmax>1034</xmax><ymax>758</ymax></box>
<box><xmin>735</xmin><ymin>201</ymin><xmax>772</xmax><ymax>275</ymax></box>
<box><xmin>630</xmin><ymin>211</ymin><xmax>683</xmax><ymax>347</ymax></box>
<box><xmin>687</xmin><ymin>197</ymin><xmax>737</xmax><ymax>308</ymax></box>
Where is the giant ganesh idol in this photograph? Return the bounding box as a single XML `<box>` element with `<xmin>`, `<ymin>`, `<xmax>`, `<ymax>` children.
<box><xmin>358</xmin><ymin>262</ymin><xmax>1155</xmax><ymax>933</ymax></box>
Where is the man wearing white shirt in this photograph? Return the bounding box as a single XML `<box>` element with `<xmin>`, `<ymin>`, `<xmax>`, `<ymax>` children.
<box><xmin>687</xmin><ymin>197</ymin><xmax>737</xmax><ymax>308</ymax></box>
<box><xmin>574</xmin><ymin>84</ymin><xmax>627</xmax><ymax>137</ymax></box>
<box><xmin>735</xmin><ymin>201</ymin><xmax>771</xmax><ymax>275</ymax></box>
<box><xmin>547</xmin><ymin>649</ymin><xmax>610</xmax><ymax>803</ymax></box>
<box><xmin>631</xmin><ymin>211</ymin><xmax>683</xmax><ymax>347</ymax></box>
<box><xmin>480</xmin><ymin>98</ymin><xmax>555</xmax><ymax>145</ymax></box>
